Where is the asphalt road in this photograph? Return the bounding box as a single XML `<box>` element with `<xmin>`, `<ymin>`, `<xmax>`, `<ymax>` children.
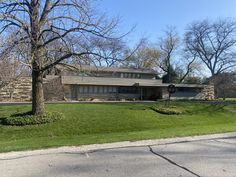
<box><xmin>1</xmin><ymin>135</ymin><xmax>236</xmax><ymax>177</ymax></box>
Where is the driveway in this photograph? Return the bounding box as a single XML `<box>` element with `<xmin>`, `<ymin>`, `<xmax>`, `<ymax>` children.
<box><xmin>1</xmin><ymin>133</ymin><xmax>236</xmax><ymax>177</ymax></box>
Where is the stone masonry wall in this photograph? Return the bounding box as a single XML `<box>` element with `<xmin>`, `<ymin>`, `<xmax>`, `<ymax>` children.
<box><xmin>0</xmin><ymin>77</ymin><xmax>32</xmax><ymax>102</ymax></box>
<box><xmin>201</xmin><ymin>85</ymin><xmax>215</xmax><ymax>100</ymax></box>
<box><xmin>43</xmin><ymin>76</ymin><xmax>71</xmax><ymax>101</ymax></box>
<box><xmin>0</xmin><ymin>76</ymin><xmax>71</xmax><ymax>102</ymax></box>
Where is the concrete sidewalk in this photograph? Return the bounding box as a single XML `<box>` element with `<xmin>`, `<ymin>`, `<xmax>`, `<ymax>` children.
<box><xmin>1</xmin><ymin>132</ymin><xmax>236</xmax><ymax>177</ymax></box>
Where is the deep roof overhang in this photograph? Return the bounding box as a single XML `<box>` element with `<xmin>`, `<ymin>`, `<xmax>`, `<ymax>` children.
<box><xmin>61</xmin><ymin>76</ymin><xmax>207</xmax><ymax>88</ymax></box>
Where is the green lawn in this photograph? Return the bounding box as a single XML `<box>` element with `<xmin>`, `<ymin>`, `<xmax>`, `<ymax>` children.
<box><xmin>216</xmin><ymin>98</ymin><xmax>236</xmax><ymax>101</ymax></box>
<box><xmin>0</xmin><ymin>101</ymin><xmax>236</xmax><ymax>153</ymax></box>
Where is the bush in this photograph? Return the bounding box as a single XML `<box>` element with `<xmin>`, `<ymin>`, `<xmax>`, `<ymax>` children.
<box><xmin>2</xmin><ymin>111</ymin><xmax>64</xmax><ymax>126</ymax></box>
<box><xmin>151</xmin><ymin>106</ymin><xmax>183</xmax><ymax>115</ymax></box>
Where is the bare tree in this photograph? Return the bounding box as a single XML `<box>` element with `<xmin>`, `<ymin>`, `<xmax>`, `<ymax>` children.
<box><xmin>123</xmin><ymin>39</ymin><xmax>160</xmax><ymax>70</ymax></box>
<box><xmin>158</xmin><ymin>27</ymin><xmax>199</xmax><ymax>83</ymax></box>
<box><xmin>158</xmin><ymin>27</ymin><xmax>180</xmax><ymax>82</ymax></box>
<box><xmin>84</xmin><ymin>37</ymin><xmax>127</xmax><ymax>67</ymax></box>
<box><xmin>210</xmin><ymin>72</ymin><xmax>236</xmax><ymax>99</ymax></box>
<box><xmin>0</xmin><ymin>36</ymin><xmax>30</xmax><ymax>88</ymax></box>
<box><xmin>0</xmin><ymin>60</ymin><xmax>18</xmax><ymax>88</ymax></box>
<box><xmin>0</xmin><ymin>0</ymin><xmax>125</xmax><ymax>115</ymax></box>
<box><xmin>185</xmin><ymin>18</ymin><xmax>236</xmax><ymax>76</ymax></box>
<box><xmin>176</xmin><ymin>51</ymin><xmax>201</xmax><ymax>83</ymax></box>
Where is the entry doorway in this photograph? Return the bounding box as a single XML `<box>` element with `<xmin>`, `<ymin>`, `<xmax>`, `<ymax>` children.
<box><xmin>141</xmin><ymin>87</ymin><xmax>162</xmax><ymax>100</ymax></box>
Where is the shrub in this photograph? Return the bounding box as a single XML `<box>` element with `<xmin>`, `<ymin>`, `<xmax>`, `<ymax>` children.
<box><xmin>151</xmin><ymin>107</ymin><xmax>183</xmax><ymax>115</ymax></box>
<box><xmin>2</xmin><ymin>111</ymin><xmax>64</xmax><ymax>126</ymax></box>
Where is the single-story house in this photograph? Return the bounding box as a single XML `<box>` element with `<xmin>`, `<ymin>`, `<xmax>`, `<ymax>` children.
<box><xmin>0</xmin><ymin>65</ymin><xmax>214</xmax><ymax>102</ymax></box>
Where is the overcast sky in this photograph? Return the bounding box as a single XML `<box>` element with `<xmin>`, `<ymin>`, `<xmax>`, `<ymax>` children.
<box><xmin>99</xmin><ymin>0</ymin><xmax>236</xmax><ymax>46</ymax></box>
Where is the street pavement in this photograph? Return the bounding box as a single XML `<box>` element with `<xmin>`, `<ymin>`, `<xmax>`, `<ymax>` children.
<box><xmin>1</xmin><ymin>134</ymin><xmax>236</xmax><ymax>177</ymax></box>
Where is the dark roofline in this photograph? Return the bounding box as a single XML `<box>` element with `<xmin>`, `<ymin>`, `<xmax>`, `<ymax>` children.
<box><xmin>57</xmin><ymin>64</ymin><xmax>157</xmax><ymax>74</ymax></box>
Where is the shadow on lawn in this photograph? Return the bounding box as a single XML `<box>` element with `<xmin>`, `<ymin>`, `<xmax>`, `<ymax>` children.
<box><xmin>0</xmin><ymin>112</ymin><xmax>31</xmax><ymax>125</ymax></box>
<box><xmin>0</xmin><ymin>117</ymin><xmax>7</xmax><ymax>125</ymax></box>
<box><xmin>189</xmin><ymin>104</ymin><xmax>227</xmax><ymax>114</ymax></box>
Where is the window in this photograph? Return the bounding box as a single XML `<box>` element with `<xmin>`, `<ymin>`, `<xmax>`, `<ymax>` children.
<box><xmin>118</xmin><ymin>87</ymin><xmax>138</xmax><ymax>94</ymax></box>
<box><xmin>89</xmin><ymin>86</ymin><xmax>93</xmax><ymax>93</ymax></box>
<box><xmin>78</xmin><ymin>86</ymin><xmax>83</xmax><ymax>93</ymax></box>
<box><xmin>83</xmin><ymin>86</ymin><xmax>88</xmax><ymax>93</ymax></box>
<box><xmin>99</xmin><ymin>86</ymin><xmax>103</xmax><ymax>93</ymax></box>
<box><xmin>108</xmin><ymin>86</ymin><xmax>113</xmax><ymax>93</ymax></box>
<box><xmin>77</xmin><ymin>85</ymin><xmax>118</xmax><ymax>94</ymax></box>
<box><xmin>113</xmin><ymin>87</ymin><xmax>117</xmax><ymax>93</ymax></box>
<box><xmin>94</xmin><ymin>86</ymin><xmax>98</xmax><ymax>93</ymax></box>
<box><xmin>104</xmin><ymin>86</ymin><xmax>108</xmax><ymax>93</ymax></box>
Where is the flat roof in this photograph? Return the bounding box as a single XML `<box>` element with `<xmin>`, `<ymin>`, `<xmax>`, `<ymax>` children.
<box><xmin>58</xmin><ymin>64</ymin><xmax>156</xmax><ymax>74</ymax></box>
<box><xmin>61</xmin><ymin>76</ymin><xmax>207</xmax><ymax>88</ymax></box>
<box><xmin>62</xmin><ymin>76</ymin><xmax>162</xmax><ymax>86</ymax></box>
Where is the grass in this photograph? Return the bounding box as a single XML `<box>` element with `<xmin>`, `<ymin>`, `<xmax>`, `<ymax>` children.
<box><xmin>216</xmin><ymin>98</ymin><xmax>236</xmax><ymax>101</ymax></box>
<box><xmin>0</xmin><ymin>101</ymin><xmax>236</xmax><ymax>153</ymax></box>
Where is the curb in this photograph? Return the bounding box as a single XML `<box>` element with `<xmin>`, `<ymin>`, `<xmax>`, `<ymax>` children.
<box><xmin>1</xmin><ymin>132</ymin><xmax>236</xmax><ymax>160</ymax></box>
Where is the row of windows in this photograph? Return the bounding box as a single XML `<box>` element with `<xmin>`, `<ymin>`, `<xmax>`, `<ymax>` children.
<box><xmin>118</xmin><ymin>87</ymin><xmax>139</xmax><ymax>94</ymax></box>
<box><xmin>66</xmin><ymin>71</ymin><xmax>142</xmax><ymax>78</ymax></box>
<box><xmin>177</xmin><ymin>87</ymin><xmax>201</xmax><ymax>92</ymax></box>
<box><xmin>121</xmin><ymin>73</ymin><xmax>141</xmax><ymax>78</ymax></box>
<box><xmin>77</xmin><ymin>86</ymin><xmax>117</xmax><ymax>94</ymax></box>
<box><xmin>76</xmin><ymin>86</ymin><xmax>139</xmax><ymax>94</ymax></box>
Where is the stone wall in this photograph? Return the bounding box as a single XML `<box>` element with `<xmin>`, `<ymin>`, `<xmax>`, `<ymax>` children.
<box><xmin>43</xmin><ymin>76</ymin><xmax>71</xmax><ymax>101</ymax></box>
<box><xmin>161</xmin><ymin>87</ymin><xmax>170</xmax><ymax>99</ymax></box>
<box><xmin>0</xmin><ymin>76</ymin><xmax>71</xmax><ymax>102</ymax></box>
<box><xmin>0</xmin><ymin>77</ymin><xmax>32</xmax><ymax>102</ymax></box>
<box><xmin>201</xmin><ymin>85</ymin><xmax>215</xmax><ymax>100</ymax></box>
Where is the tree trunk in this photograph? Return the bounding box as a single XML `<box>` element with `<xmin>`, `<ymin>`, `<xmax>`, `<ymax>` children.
<box><xmin>32</xmin><ymin>69</ymin><xmax>45</xmax><ymax>116</ymax></box>
<box><xmin>30</xmin><ymin>0</ymin><xmax>44</xmax><ymax>116</ymax></box>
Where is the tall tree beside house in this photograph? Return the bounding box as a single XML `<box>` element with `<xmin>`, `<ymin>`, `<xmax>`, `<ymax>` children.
<box><xmin>0</xmin><ymin>0</ymin><xmax>124</xmax><ymax>116</ymax></box>
<box><xmin>162</xmin><ymin>65</ymin><xmax>179</xmax><ymax>83</ymax></box>
<box><xmin>184</xmin><ymin>18</ymin><xmax>236</xmax><ymax>76</ymax></box>
<box><xmin>158</xmin><ymin>27</ymin><xmax>179</xmax><ymax>83</ymax></box>
<box><xmin>0</xmin><ymin>60</ymin><xmax>20</xmax><ymax>88</ymax></box>
<box><xmin>210</xmin><ymin>72</ymin><xmax>236</xmax><ymax>99</ymax></box>
<box><xmin>65</xmin><ymin>36</ymin><xmax>128</xmax><ymax>67</ymax></box>
<box><xmin>182</xmin><ymin>76</ymin><xmax>202</xmax><ymax>84</ymax></box>
<box><xmin>0</xmin><ymin>37</ymin><xmax>30</xmax><ymax>88</ymax></box>
<box><xmin>122</xmin><ymin>39</ymin><xmax>161</xmax><ymax>70</ymax></box>
<box><xmin>158</xmin><ymin>27</ymin><xmax>197</xmax><ymax>83</ymax></box>
<box><xmin>88</xmin><ymin>37</ymin><xmax>128</xmax><ymax>67</ymax></box>
<box><xmin>158</xmin><ymin>26</ymin><xmax>199</xmax><ymax>84</ymax></box>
